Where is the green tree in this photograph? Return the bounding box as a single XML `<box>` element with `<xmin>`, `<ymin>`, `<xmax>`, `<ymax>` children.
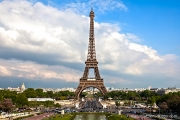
<box><xmin>53</xmin><ymin>92</ymin><xmax>61</xmax><ymax>100</ymax></box>
<box><xmin>24</xmin><ymin>88</ymin><xmax>37</xmax><ymax>98</ymax></box>
<box><xmin>16</xmin><ymin>93</ymin><xmax>29</xmax><ymax>107</ymax></box>
<box><xmin>44</xmin><ymin>101</ymin><xmax>54</xmax><ymax>107</ymax></box>
<box><xmin>80</xmin><ymin>92</ymin><xmax>88</xmax><ymax>98</ymax></box>
<box><xmin>140</xmin><ymin>90</ymin><xmax>151</xmax><ymax>98</ymax></box>
<box><xmin>54</xmin><ymin>103</ymin><xmax>61</xmax><ymax>108</ymax></box>
<box><xmin>95</xmin><ymin>92</ymin><xmax>103</xmax><ymax>97</ymax></box>
<box><xmin>0</xmin><ymin>95</ymin><xmax>3</xmax><ymax>102</ymax></box>
<box><xmin>147</xmin><ymin>96</ymin><xmax>156</xmax><ymax>104</ymax></box>
<box><xmin>9</xmin><ymin>94</ymin><xmax>17</xmax><ymax>104</ymax></box>
<box><xmin>46</xmin><ymin>91</ymin><xmax>53</xmax><ymax>98</ymax></box>
<box><xmin>35</xmin><ymin>89</ymin><xmax>44</xmax><ymax>98</ymax></box>
<box><xmin>167</xmin><ymin>94</ymin><xmax>180</xmax><ymax>114</ymax></box>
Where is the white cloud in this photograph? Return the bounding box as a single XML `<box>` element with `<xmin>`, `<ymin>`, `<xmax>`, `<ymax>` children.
<box><xmin>104</xmin><ymin>75</ymin><xmax>133</xmax><ymax>85</ymax></box>
<box><xmin>128</xmin><ymin>43</ymin><xmax>162</xmax><ymax>60</ymax></box>
<box><xmin>0</xmin><ymin>59</ymin><xmax>81</xmax><ymax>82</ymax></box>
<box><xmin>0</xmin><ymin>66</ymin><xmax>12</xmax><ymax>76</ymax></box>
<box><xmin>0</xmin><ymin>0</ymin><xmax>180</xmax><ymax>87</ymax></box>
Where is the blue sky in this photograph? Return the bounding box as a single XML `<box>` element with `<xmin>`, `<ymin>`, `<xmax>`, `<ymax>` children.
<box><xmin>0</xmin><ymin>0</ymin><xmax>180</xmax><ymax>89</ymax></box>
<box><xmin>121</xmin><ymin>0</ymin><xmax>180</xmax><ymax>56</ymax></box>
<box><xmin>38</xmin><ymin>0</ymin><xmax>180</xmax><ymax>55</ymax></box>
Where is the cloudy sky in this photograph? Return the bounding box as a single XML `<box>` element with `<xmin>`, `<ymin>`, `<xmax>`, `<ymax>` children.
<box><xmin>0</xmin><ymin>0</ymin><xmax>180</xmax><ymax>89</ymax></box>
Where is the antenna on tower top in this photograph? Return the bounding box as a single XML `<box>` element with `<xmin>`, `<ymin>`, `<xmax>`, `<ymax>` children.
<box><xmin>91</xmin><ymin>3</ymin><xmax>93</xmax><ymax>11</ymax></box>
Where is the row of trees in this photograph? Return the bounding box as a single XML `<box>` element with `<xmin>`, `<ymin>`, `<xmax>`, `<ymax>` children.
<box><xmin>0</xmin><ymin>88</ymin><xmax>75</xmax><ymax>112</ymax></box>
<box><xmin>23</xmin><ymin>88</ymin><xmax>75</xmax><ymax>100</ymax></box>
<box><xmin>96</xmin><ymin>90</ymin><xmax>180</xmax><ymax>114</ymax></box>
<box><xmin>102</xmin><ymin>90</ymin><xmax>158</xmax><ymax>100</ymax></box>
<box><xmin>1</xmin><ymin>88</ymin><xmax>180</xmax><ymax>114</ymax></box>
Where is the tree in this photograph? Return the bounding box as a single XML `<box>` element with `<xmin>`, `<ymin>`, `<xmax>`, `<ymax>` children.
<box><xmin>147</xmin><ymin>96</ymin><xmax>156</xmax><ymax>104</ymax></box>
<box><xmin>46</xmin><ymin>91</ymin><xmax>53</xmax><ymax>98</ymax></box>
<box><xmin>54</xmin><ymin>103</ymin><xmax>61</xmax><ymax>108</ymax></box>
<box><xmin>35</xmin><ymin>89</ymin><xmax>44</xmax><ymax>98</ymax></box>
<box><xmin>0</xmin><ymin>95</ymin><xmax>3</xmax><ymax>102</ymax></box>
<box><xmin>80</xmin><ymin>92</ymin><xmax>88</xmax><ymax>98</ymax></box>
<box><xmin>16</xmin><ymin>94</ymin><xmax>29</xmax><ymax>108</ymax></box>
<box><xmin>140</xmin><ymin>90</ymin><xmax>151</xmax><ymax>98</ymax></box>
<box><xmin>167</xmin><ymin>94</ymin><xmax>180</xmax><ymax>114</ymax></box>
<box><xmin>24</xmin><ymin>88</ymin><xmax>36</xmax><ymax>98</ymax></box>
<box><xmin>95</xmin><ymin>92</ymin><xmax>103</xmax><ymax>97</ymax></box>
<box><xmin>44</xmin><ymin>101</ymin><xmax>54</xmax><ymax>107</ymax></box>
<box><xmin>0</xmin><ymin>98</ymin><xmax>14</xmax><ymax>112</ymax></box>
<box><xmin>158</xmin><ymin>102</ymin><xmax>169</xmax><ymax>113</ymax></box>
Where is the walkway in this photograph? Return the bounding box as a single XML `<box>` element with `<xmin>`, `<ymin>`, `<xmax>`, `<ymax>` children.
<box><xmin>24</xmin><ymin>113</ymin><xmax>54</xmax><ymax>120</ymax></box>
<box><xmin>127</xmin><ymin>113</ymin><xmax>154</xmax><ymax>120</ymax></box>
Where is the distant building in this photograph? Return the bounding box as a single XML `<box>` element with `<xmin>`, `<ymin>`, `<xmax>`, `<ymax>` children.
<box><xmin>147</xmin><ymin>86</ymin><xmax>152</xmax><ymax>90</ymax></box>
<box><xmin>42</xmin><ymin>87</ymin><xmax>76</xmax><ymax>93</ymax></box>
<box><xmin>20</xmin><ymin>82</ymin><xmax>26</xmax><ymax>92</ymax></box>
<box><xmin>150</xmin><ymin>88</ymin><xmax>159</xmax><ymax>92</ymax></box>
<box><xmin>157</xmin><ymin>87</ymin><xmax>180</xmax><ymax>95</ymax></box>
<box><xmin>7</xmin><ymin>82</ymin><xmax>26</xmax><ymax>93</ymax></box>
<box><xmin>107</xmin><ymin>87</ymin><xmax>115</xmax><ymax>92</ymax></box>
<box><xmin>28</xmin><ymin>98</ymin><xmax>54</xmax><ymax>102</ymax></box>
<box><xmin>134</xmin><ymin>88</ymin><xmax>146</xmax><ymax>92</ymax></box>
<box><xmin>7</xmin><ymin>87</ymin><xmax>21</xmax><ymax>92</ymax></box>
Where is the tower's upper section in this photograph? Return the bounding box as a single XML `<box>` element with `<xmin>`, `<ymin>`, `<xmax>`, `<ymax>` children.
<box><xmin>89</xmin><ymin>7</ymin><xmax>95</xmax><ymax>18</ymax></box>
<box><xmin>86</xmin><ymin>7</ymin><xmax>97</xmax><ymax>62</ymax></box>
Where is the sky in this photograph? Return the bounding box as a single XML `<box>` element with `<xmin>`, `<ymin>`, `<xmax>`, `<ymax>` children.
<box><xmin>0</xmin><ymin>0</ymin><xmax>180</xmax><ymax>89</ymax></box>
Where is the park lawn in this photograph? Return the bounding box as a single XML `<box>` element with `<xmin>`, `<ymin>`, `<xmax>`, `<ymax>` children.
<box><xmin>106</xmin><ymin>113</ymin><xmax>135</xmax><ymax>120</ymax></box>
<box><xmin>44</xmin><ymin>114</ymin><xmax>75</xmax><ymax>120</ymax></box>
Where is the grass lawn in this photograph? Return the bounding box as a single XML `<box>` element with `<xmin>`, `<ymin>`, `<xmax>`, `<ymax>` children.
<box><xmin>105</xmin><ymin>113</ymin><xmax>135</xmax><ymax>120</ymax></box>
<box><xmin>43</xmin><ymin>114</ymin><xmax>75</xmax><ymax>120</ymax></box>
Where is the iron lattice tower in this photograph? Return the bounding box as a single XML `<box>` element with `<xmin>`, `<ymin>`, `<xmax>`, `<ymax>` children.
<box><xmin>75</xmin><ymin>8</ymin><xmax>108</xmax><ymax>99</ymax></box>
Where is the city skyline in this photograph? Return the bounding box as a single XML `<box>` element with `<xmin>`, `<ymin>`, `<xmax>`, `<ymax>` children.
<box><xmin>0</xmin><ymin>0</ymin><xmax>180</xmax><ymax>88</ymax></box>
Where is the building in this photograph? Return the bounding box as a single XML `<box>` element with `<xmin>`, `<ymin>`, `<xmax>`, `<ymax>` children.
<box><xmin>7</xmin><ymin>87</ymin><xmax>21</xmax><ymax>92</ymax></box>
<box><xmin>149</xmin><ymin>88</ymin><xmax>159</xmax><ymax>92</ymax></box>
<box><xmin>20</xmin><ymin>82</ymin><xmax>26</xmax><ymax>92</ymax></box>
<box><xmin>7</xmin><ymin>82</ymin><xmax>26</xmax><ymax>93</ymax></box>
<box><xmin>157</xmin><ymin>87</ymin><xmax>180</xmax><ymax>95</ymax></box>
<box><xmin>7</xmin><ymin>83</ymin><xmax>26</xmax><ymax>93</ymax></box>
<box><xmin>28</xmin><ymin>98</ymin><xmax>54</xmax><ymax>102</ymax></box>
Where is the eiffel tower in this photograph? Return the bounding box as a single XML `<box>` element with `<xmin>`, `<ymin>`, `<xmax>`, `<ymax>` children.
<box><xmin>75</xmin><ymin>7</ymin><xmax>107</xmax><ymax>99</ymax></box>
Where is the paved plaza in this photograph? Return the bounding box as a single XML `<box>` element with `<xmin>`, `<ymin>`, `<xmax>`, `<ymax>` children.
<box><xmin>24</xmin><ymin>113</ymin><xmax>54</xmax><ymax>120</ymax></box>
